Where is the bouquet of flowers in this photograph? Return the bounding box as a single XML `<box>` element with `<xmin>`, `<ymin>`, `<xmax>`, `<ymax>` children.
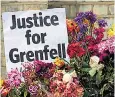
<box><xmin>0</xmin><ymin>11</ymin><xmax>114</xmax><ymax>97</ymax></box>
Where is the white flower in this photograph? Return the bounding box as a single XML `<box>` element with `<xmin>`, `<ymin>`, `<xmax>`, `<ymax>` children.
<box><xmin>89</xmin><ymin>56</ymin><xmax>104</xmax><ymax>77</ymax></box>
<box><xmin>97</xmin><ymin>64</ymin><xmax>104</xmax><ymax>71</ymax></box>
<box><xmin>70</xmin><ymin>70</ymin><xmax>77</xmax><ymax>77</ymax></box>
<box><xmin>63</xmin><ymin>73</ymin><xmax>73</xmax><ymax>83</ymax></box>
<box><xmin>89</xmin><ymin>56</ymin><xmax>100</xmax><ymax>68</ymax></box>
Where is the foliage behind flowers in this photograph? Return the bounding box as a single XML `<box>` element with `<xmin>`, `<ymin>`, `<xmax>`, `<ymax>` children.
<box><xmin>0</xmin><ymin>11</ymin><xmax>114</xmax><ymax>97</ymax></box>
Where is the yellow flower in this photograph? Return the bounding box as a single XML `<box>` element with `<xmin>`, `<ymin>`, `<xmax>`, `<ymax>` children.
<box><xmin>54</xmin><ymin>57</ymin><xmax>65</xmax><ymax>67</ymax></box>
<box><xmin>0</xmin><ymin>80</ymin><xmax>4</xmax><ymax>88</ymax></box>
<box><xmin>83</xmin><ymin>18</ymin><xmax>89</xmax><ymax>26</ymax></box>
<box><xmin>107</xmin><ymin>29</ymin><xmax>115</xmax><ymax>37</ymax></box>
<box><xmin>111</xmin><ymin>24</ymin><xmax>115</xmax><ymax>30</ymax></box>
<box><xmin>107</xmin><ymin>24</ymin><xmax>115</xmax><ymax>37</ymax></box>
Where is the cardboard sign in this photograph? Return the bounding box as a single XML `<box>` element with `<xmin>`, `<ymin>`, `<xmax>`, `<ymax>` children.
<box><xmin>2</xmin><ymin>8</ymin><xmax>69</xmax><ymax>72</ymax></box>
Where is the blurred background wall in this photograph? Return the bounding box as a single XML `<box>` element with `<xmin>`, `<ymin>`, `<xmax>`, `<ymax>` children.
<box><xmin>1</xmin><ymin>0</ymin><xmax>114</xmax><ymax>79</ymax></box>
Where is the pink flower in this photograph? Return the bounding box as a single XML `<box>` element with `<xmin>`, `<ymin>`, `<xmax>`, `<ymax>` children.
<box><xmin>97</xmin><ymin>36</ymin><xmax>115</xmax><ymax>53</ymax></box>
<box><xmin>7</xmin><ymin>68</ymin><xmax>22</xmax><ymax>87</ymax></box>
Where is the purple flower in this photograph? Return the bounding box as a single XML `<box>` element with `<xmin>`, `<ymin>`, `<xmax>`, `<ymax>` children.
<box><xmin>28</xmin><ymin>84</ymin><xmax>39</xmax><ymax>95</ymax></box>
<box><xmin>85</xmin><ymin>11</ymin><xmax>97</xmax><ymax>24</ymax></box>
<box><xmin>77</xmin><ymin>32</ymin><xmax>83</xmax><ymax>41</ymax></box>
<box><xmin>74</xmin><ymin>12</ymin><xmax>85</xmax><ymax>23</ymax></box>
<box><xmin>76</xmin><ymin>23</ymin><xmax>88</xmax><ymax>41</ymax></box>
<box><xmin>34</xmin><ymin>60</ymin><xmax>53</xmax><ymax>78</ymax></box>
<box><xmin>79</xmin><ymin>24</ymin><xmax>88</xmax><ymax>33</ymax></box>
<box><xmin>98</xmin><ymin>19</ymin><xmax>107</xmax><ymax>27</ymax></box>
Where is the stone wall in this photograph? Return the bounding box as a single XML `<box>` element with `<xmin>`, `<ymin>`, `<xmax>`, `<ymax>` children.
<box><xmin>48</xmin><ymin>1</ymin><xmax>114</xmax><ymax>26</ymax></box>
<box><xmin>1</xmin><ymin>0</ymin><xmax>114</xmax><ymax>79</ymax></box>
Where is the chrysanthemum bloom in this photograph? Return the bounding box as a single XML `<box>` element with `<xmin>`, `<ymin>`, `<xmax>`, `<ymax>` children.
<box><xmin>54</xmin><ymin>57</ymin><xmax>65</xmax><ymax>68</ymax></box>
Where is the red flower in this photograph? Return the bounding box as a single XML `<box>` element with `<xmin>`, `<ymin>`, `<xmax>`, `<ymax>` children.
<box><xmin>95</xmin><ymin>32</ymin><xmax>104</xmax><ymax>44</ymax></box>
<box><xmin>84</xmin><ymin>35</ymin><xmax>95</xmax><ymax>45</ymax></box>
<box><xmin>67</xmin><ymin>43</ymin><xmax>86</xmax><ymax>58</ymax></box>
<box><xmin>76</xmin><ymin>47</ymin><xmax>86</xmax><ymax>57</ymax></box>
<box><xmin>93</xmin><ymin>27</ymin><xmax>105</xmax><ymax>35</ymax></box>
<box><xmin>88</xmin><ymin>45</ymin><xmax>98</xmax><ymax>55</ymax></box>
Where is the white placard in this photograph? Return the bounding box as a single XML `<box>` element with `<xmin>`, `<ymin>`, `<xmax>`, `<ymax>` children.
<box><xmin>2</xmin><ymin>8</ymin><xmax>69</xmax><ymax>72</ymax></box>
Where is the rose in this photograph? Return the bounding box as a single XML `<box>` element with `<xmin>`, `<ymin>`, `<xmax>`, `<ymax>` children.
<box><xmin>89</xmin><ymin>56</ymin><xmax>99</xmax><ymax>68</ymax></box>
<box><xmin>62</xmin><ymin>70</ymin><xmax>77</xmax><ymax>83</ymax></box>
<box><xmin>89</xmin><ymin>56</ymin><xmax>104</xmax><ymax>77</ymax></box>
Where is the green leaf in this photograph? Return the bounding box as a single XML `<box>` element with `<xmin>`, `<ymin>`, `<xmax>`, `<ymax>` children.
<box><xmin>24</xmin><ymin>90</ymin><xmax>27</xmax><ymax>97</ymax></box>
<box><xmin>83</xmin><ymin>89</ymin><xmax>89</xmax><ymax>97</ymax></box>
<box><xmin>96</xmin><ymin>71</ymin><xmax>102</xmax><ymax>85</ymax></box>
<box><xmin>82</xmin><ymin>62</ymin><xmax>89</xmax><ymax>68</ymax></box>
<box><xmin>68</xmin><ymin>69</ymin><xmax>74</xmax><ymax>73</ymax></box>
<box><xmin>89</xmin><ymin>68</ymin><xmax>97</xmax><ymax>77</ymax></box>
<box><xmin>82</xmin><ymin>68</ymin><xmax>91</xmax><ymax>72</ymax></box>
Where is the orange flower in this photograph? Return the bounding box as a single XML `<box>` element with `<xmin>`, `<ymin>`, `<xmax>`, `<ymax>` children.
<box><xmin>83</xmin><ymin>18</ymin><xmax>89</xmax><ymax>26</ymax></box>
<box><xmin>54</xmin><ymin>57</ymin><xmax>65</xmax><ymax>68</ymax></box>
<box><xmin>66</xmin><ymin>19</ymin><xmax>79</xmax><ymax>33</ymax></box>
<box><xmin>1</xmin><ymin>88</ymin><xmax>10</xmax><ymax>97</ymax></box>
<box><xmin>77</xmin><ymin>87</ymin><xmax>84</xmax><ymax>96</ymax></box>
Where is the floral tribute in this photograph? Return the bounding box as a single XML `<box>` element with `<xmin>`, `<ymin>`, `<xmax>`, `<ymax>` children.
<box><xmin>1</xmin><ymin>11</ymin><xmax>114</xmax><ymax>97</ymax></box>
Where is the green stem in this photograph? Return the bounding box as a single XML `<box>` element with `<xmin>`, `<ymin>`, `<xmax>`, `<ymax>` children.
<box><xmin>89</xmin><ymin>23</ymin><xmax>93</xmax><ymax>36</ymax></box>
<box><xmin>79</xmin><ymin>81</ymin><xmax>90</xmax><ymax>96</ymax></box>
